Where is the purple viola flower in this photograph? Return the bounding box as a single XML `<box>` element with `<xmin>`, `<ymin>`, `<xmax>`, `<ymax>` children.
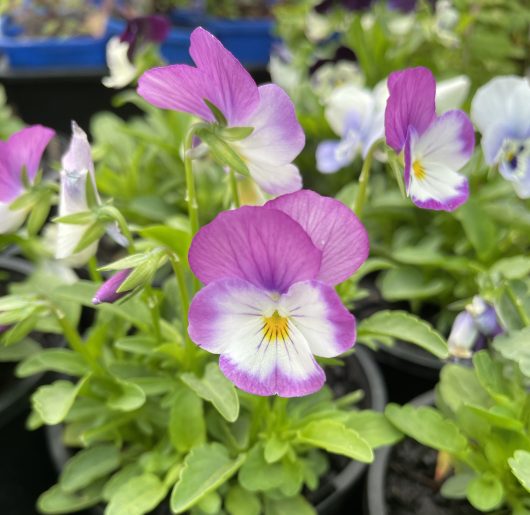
<box><xmin>471</xmin><ymin>76</ymin><xmax>530</xmax><ymax>198</ymax></box>
<box><xmin>92</xmin><ymin>269</ymin><xmax>132</xmax><ymax>305</ymax></box>
<box><xmin>138</xmin><ymin>27</ymin><xmax>305</xmax><ymax>196</ymax></box>
<box><xmin>0</xmin><ymin>125</ymin><xmax>55</xmax><ymax>234</ymax></box>
<box><xmin>120</xmin><ymin>15</ymin><xmax>171</xmax><ymax>61</ymax></box>
<box><xmin>385</xmin><ymin>67</ymin><xmax>474</xmax><ymax>211</ymax></box>
<box><xmin>188</xmin><ymin>189</ymin><xmax>369</xmax><ymax>397</ymax></box>
<box><xmin>467</xmin><ymin>296</ymin><xmax>503</xmax><ymax>338</ymax></box>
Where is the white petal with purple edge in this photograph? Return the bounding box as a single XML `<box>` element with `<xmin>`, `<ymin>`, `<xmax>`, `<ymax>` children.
<box><xmin>245</xmin><ymin>161</ymin><xmax>302</xmax><ymax>196</ymax></box>
<box><xmin>188</xmin><ymin>278</ymin><xmax>326</xmax><ymax>397</ymax></box>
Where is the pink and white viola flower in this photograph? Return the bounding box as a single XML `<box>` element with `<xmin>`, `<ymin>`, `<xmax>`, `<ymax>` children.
<box><xmin>0</xmin><ymin>125</ymin><xmax>55</xmax><ymax>234</ymax></box>
<box><xmin>137</xmin><ymin>27</ymin><xmax>305</xmax><ymax>196</ymax></box>
<box><xmin>385</xmin><ymin>67</ymin><xmax>475</xmax><ymax>211</ymax></box>
<box><xmin>56</xmin><ymin>122</ymin><xmax>100</xmax><ymax>266</ymax></box>
<box><xmin>471</xmin><ymin>76</ymin><xmax>530</xmax><ymax>198</ymax></box>
<box><xmin>188</xmin><ymin>190</ymin><xmax>369</xmax><ymax>397</ymax></box>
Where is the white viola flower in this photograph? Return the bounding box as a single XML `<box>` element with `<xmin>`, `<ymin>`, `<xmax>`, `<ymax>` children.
<box><xmin>56</xmin><ymin>122</ymin><xmax>99</xmax><ymax>266</ymax></box>
<box><xmin>435</xmin><ymin>75</ymin><xmax>470</xmax><ymax>114</ymax></box>
<box><xmin>102</xmin><ymin>36</ymin><xmax>137</xmax><ymax>89</ymax></box>
<box><xmin>471</xmin><ymin>76</ymin><xmax>530</xmax><ymax>198</ymax></box>
<box><xmin>316</xmin><ymin>81</ymin><xmax>387</xmax><ymax>174</ymax></box>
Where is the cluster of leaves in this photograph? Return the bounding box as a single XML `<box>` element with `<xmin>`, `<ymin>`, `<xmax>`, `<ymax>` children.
<box><xmin>0</xmin><ymin>265</ymin><xmax>402</xmax><ymax>515</ymax></box>
<box><xmin>385</xmin><ymin>282</ymin><xmax>530</xmax><ymax>513</ymax></box>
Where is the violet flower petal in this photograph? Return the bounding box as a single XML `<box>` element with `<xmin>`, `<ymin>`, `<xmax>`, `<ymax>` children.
<box><xmin>92</xmin><ymin>269</ymin><xmax>133</xmax><ymax>305</ymax></box>
<box><xmin>385</xmin><ymin>67</ymin><xmax>437</xmax><ymax>152</ymax></box>
<box><xmin>188</xmin><ymin>206</ymin><xmax>322</xmax><ymax>293</ymax></box>
<box><xmin>266</xmin><ymin>190</ymin><xmax>369</xmax><ymax>285</ymax></box>
<box><xmin>138</xmin><ymin>27</ymin><xmax>260</xmax><ymax>126</ymax></box>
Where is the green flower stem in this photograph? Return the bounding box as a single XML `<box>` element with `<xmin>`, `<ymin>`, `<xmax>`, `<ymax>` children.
<box><xmin>88</xmin><ymin>257</ymin><xmax>102</xmax><ymax>283</ymax></box>
<box><xmin>184</xmin><ymin>130</ymin><xmax>200</xmax><ymax>238</ymax></box>
<box><xmin>145</xmin><ymin>286</ymin><xmax>162</xmax><ymax>343</ymax></box>
<box><xmin>354</xmin><ymin>142</ymin><xmax>378</xmax><ymax>217</ymax></box>
<box><xmin>168</xmin><ymin>253</ymin><xmax>197</xmax><ymax>367</ymax></box>
<box><xmin>229</xmin><ymin>168</ymin><xmax>241</xmax><ymax>208</ymax></box>
<box><xmin>52</xmin><ymin>307</ymin><xmax>104</xmax><ymax>375</ymax></box>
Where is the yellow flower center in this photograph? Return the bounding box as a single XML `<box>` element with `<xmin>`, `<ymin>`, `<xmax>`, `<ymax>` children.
<box><xmin>413</xmin><ymin>160</ymin><xmax>426</xmax><ymax>181</ymax></box>
<box><xmin>262</xmin><ymin>311</ymin><xmax>289</xmax><ymax>343</ymax></box>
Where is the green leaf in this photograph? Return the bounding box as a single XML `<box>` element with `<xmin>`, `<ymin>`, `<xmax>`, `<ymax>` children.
<box><xmin>265</xmin><ymin>495</ymin><xmax>316</xmax><ymax>515</ymax></box>
<box><xmin>379</xmin><ymin>267</ymin><xmax>449</xmax><ymax>302</ymax></box>
<box><xmin>170</xmin><ymin>443</ymin><xmax>245</xmax><ymax>513</ymax></box>
<box><xmin>0</xmin><ymin>338</ymin><xmax>40</xmax><ymax>361</ymax></box>
<box><xmin>107</xmin><ymin>379</ymin><xmax>146</xmax><ymax>411</ymax></box>
<box><xmin>106</xmin><ymin>474</ymin><xmax>166</xmax><ymax>515</ymax></box>
<box><xmin>225</xmin><ymin>485</ymin><xmax>260</xmax><ymax>515</ymax></box>
<box><xmin>357</xmin><ymin>310</ymin><xmax>449</xmax><ymax>359</ymax></box>
<box><xmin>441</xmin><ymin>474</ymin><xmax>474</xmax><ymax>499</ymax></box>
<box><xmin>182</xmin><ymin>362</ymin><xmax>239</xmax><ymax>422</ymax></box>
<box><xmin>238</xmin><ymin>444</ymin><xmax>287</xmax><ymax>492</ymax></box>
<box><xmin>60</xmin><ymin>444</ymin><xmax>120</xmax><ymax>493</ymax></box>
<box><xmin>472</xmin><ymin>350</ymin><xmax>511</xmax><ymax>402</ymax></box>
<box><xmin>73</xmin><ymin>222</ymin><xmax>107</xmax><ymax>254</ymax></box>
<box><xmin>99</xmin><ymin>253</ymin><xmax>150</xmax><ymax>271</ymax></box>
<box><xmin>103</xmin><ymin>464</ymin><xmax>143</xmax><ymax>502</ymax></box>
<box><xmin>385</xmin><ymin>404</ymin><xmax>468</xmax><ymax>454</ymax></box>
<box><xmin>169</xmin><ymin>384</ymin><xmax>206</xmax><ymax>453</ymax></box>
<box><xmin>117</xmin><ymin>257</ymin><xmax>162</xmax><ymax>293</ymax></box>
<box><xmin>264</xmin><ymin>436</ymin><xmax>290</xmax><ymax>464</ymax></box>
<box><xmin>197</xmin><ymin>491</ymin><xmax>222</xmax><ymax>514</ymax></box>
<box><xmin>491</xmin><ymin>256</ymin><xmax>530</xmax><ymax>280</ymax></box>
<box><xmin>17</xmin><ymin>349</ymin><xmax>89</xmax><ymax>378</ymax></box>
<box><xmin>196</xmin><ymin>128</ymin><xmax>250</xmax><ymax>177</ymax></box>
<box><xmin>138</xmin><ymin>225</ymin><xmax>191</xmax><ymax>261</ymax></box>
<box><xmin>27</xmin><ymin>194</ymin><xmax>52</xmax><ymax>236</ymax></box>
<box><xmin>37</xmin><ymin>481</ymin><xmax>103</xmax><ymax>514</ymax></box>
<box><xmin>493</xmin><ymin>327</ymin><xmax>530</xmax><ymax>378</ymax></box>
<box><xmin>53</xmin><ymin>211</ymin><xmax>95</xmax><ymax>225</ymax></box>
<box><xmin>32</xmin><ymin>377</ymin><xmax>88</xmax><ymax>425</ymax></box>
<box><xmin>296</xmin><ymin>420</ymin><xmax>373</xmax><ymax>462</ymax></box>
<box><xmin>466</xmin><ymin>474</ymin><xmax>504</xmax><ymax>511</ymax></box>
<box><xmin>455</xmin><ymin>199</ymin><xmax>497</xmax><ymax>259</ymax></box>
<box><xmin>345</xmin><ymin>410</ymin><xmax>403</xmax><ymax>448</ymax></box>
<box><xmin>509</xmin><ymin>450</ymin><xmax>530</xmax><ymax>492</ymax></box>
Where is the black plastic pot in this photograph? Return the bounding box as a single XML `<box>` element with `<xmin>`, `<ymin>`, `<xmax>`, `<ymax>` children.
<box><xmin>46</xmin><ymin>345</ymin><xmax>386</xmax><ymax>515</ymax></box>
<box><xmin>365</xmin><ymin>390</ymin><xmax>434</xmax><ymax>515</ymax></box>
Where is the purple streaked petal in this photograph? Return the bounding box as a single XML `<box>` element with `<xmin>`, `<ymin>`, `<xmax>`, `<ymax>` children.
<box><xmin>92</xmin><ymin>269</ymin><xmax>132</xmax><ymax>305</ymax></box>
<box><xmin>0</xmin><ymin>125</ymin><xmax>55</xmax><ymax>199</ymax></box>
<box><xmin>0</xmin><ymin>162</ymin><xmax>22</xmax><ymax>202</ymax></box>
<box><xmin>188</xmin><ymin>206</ymin><xmax>321</xmax><ymax>292</ymax></box>
<box><xmin>236</xmin><ymin>84</ymin><xmax>305</xmax><ymax>165</ymax></box>
<box><xmin>385</xmin><ymin>67</ymin><xmax>436</xmax><ymax>152</ymax></box>
<box><xmin>138</xmin><ymin>27</ymin><xmax>259</xmax><ymax>126</ymax></box>
<box><xmin>266</xmin><ymin>190</ymin><xmax>369</xmax><ymax>285</ymax></box>
<box><xmin>188</xmin><ymin>277</ymin><xmax>325</xmax><ymax>397</ymax></box>
<box><xmin>279</xmin><ymin>280</ymin><xmax>356</xmax><ymax>357</ymax></box>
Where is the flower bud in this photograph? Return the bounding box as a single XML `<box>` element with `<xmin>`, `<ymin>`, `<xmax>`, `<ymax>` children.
<box><xmin>467</xmin><ymin>296</ymin><xmax>503</xmax><ymax>338</ymax></box>
<box><xmin>92</xmin><ymin>269</ymin><xmax>132</xmax><ymax>305</ymax></box>
<box><xmin>448</xmin><ymin>311</ymin><xmax>479</xmax><ymax>359</ymax></box>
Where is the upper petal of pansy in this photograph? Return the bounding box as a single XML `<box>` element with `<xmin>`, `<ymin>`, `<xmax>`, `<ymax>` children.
<box><xmin>0</xmin><ymin>161</ymin><xmax>22</xmax><ymax>203</ymax></box>
<box><xmin>188</xmin><ymin>277</ymin><xmax>326</xmax><ymax>397</ymax></box>
<box><xmin>471</xmin><ymin>76</ymin><xmax>530</xmax><ymax>138</ymax></box>
<box><xmin>138</xmin><ymin>27</ymin><xmax>259</xmax><ymax>126</ymax></box>
<box><xmin>405</xmin><ymin>111</ymin><xmax>472</xmax><ymax>211</ymax></box>
<box><xmin>385</xmin><ymin>67</ymin><xmax>436</xmax><ymax>152</ymax></box>
<box><xmin>266</xmin><ymin>190</ymin><xmax>369</xmax><ymax>285</ymax></box>
<box><xmin>189</xmin><ymin>206</ymin><xmax>322</xmax><ymax>293</ymax></box>
<box><xmin>1</xmin><ymin>125</ymin><xmax>55</xmax><ymax>189</ymax></box>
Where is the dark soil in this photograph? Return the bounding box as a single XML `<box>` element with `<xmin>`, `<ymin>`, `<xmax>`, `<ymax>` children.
<box><xmin>386</xmin><ymin>439</ymin><xmax>479</xmax><ymax>515</ymax></box>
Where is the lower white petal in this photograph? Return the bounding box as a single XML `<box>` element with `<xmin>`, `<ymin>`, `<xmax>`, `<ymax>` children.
<box><xmin>0</xmin><ymin>202</ymin><xmax>27</xmax><ymax>234</ymax></box>
<box><xmin>246</xmin><ymin>161</ymin><xmax>302</xmax><ymax>196</ymax></box>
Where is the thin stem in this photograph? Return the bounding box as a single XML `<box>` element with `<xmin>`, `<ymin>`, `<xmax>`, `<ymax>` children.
<box><xmin>145</xmin><ymin>286</ymin><xmax>162</xmax><ymax>343</ymax></box>
<box><xmin>228</xmin><ymin>168</ymin><xmax>241</xmax><ymax>208</ymax></box>
<box><xmin>184</xmin><ymin>130</ymin><xmax>200</xmax><ymax>238</ymax></box>
<box><xmin>88</xmin><ymin>257</ymin><xmax>102</xmax><ymax>283</ymax></box>
<box><xmin>52</xmin><ymin>307</ymin><xmax>104</xmax><ymax>375</ymax></box>
<box><xmin>353</xmin><ymin>142</ymin><xmax>378</xmax><ymax>217</ymax></box>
